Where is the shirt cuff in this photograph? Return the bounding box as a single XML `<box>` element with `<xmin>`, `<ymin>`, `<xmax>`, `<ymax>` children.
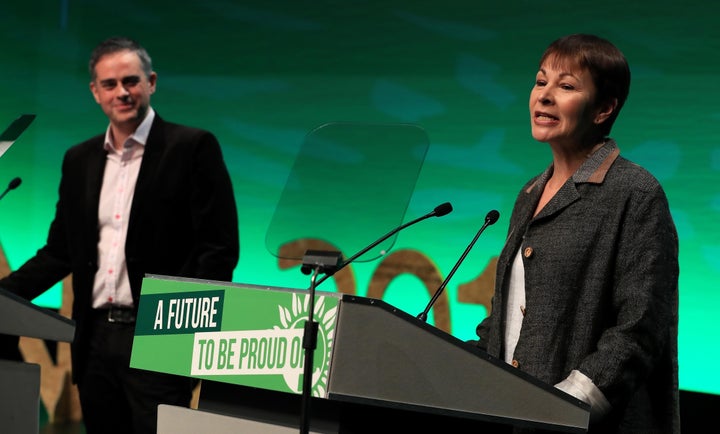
<box><xmin>555</xmin><ymin>369</ymin><xmax>611</xmax><ymax>422</ymax></box>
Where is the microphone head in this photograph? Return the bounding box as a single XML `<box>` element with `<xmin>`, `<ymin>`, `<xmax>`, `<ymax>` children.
<box><xmin>485</xmin><ymin>210</ymin><xmax>500</xmax><ymax>225</ymax></box>
<box><xmin>433</xmin><ymin>202</ymin><xmax>453</xmax><ymax>217</ymax></box>
<box><xmin>8</xmin><ymin>177</ymin><xmax>21</xmax><ymax>190</ymax></box>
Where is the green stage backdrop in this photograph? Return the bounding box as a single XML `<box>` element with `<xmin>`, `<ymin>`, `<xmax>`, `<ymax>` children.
<box><xmin>0</xmin><ymin>0</ymin><xmax>717</xmax><ymax>395</ymax></box>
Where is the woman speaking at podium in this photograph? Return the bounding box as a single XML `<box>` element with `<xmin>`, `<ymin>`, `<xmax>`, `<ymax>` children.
<box><xmin>474</xmin><ymin>34</ymin><xmax>679</xmax><ymax>434</ymax></box>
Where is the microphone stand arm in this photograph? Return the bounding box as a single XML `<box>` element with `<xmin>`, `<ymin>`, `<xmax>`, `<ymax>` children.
<box><xmin>417</xmin><ymin>219</ymin><xmax>492</xmax><ymax>322</ymax></box>
<box><xmin>313</xmin><ymin>214</ymin><xmax>430</xmax><ymax>288</ymax></box>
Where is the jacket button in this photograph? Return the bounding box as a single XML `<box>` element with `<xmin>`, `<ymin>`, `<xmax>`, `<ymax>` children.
<box><xmin>523</xmin><ymin>247</ymin><xmax>533</xmax><ymax>258</ymax></box>
<box><xmin>511</xmin><ymin>359</ymin><xmax>519</xmax><ymax>368</ymax></box>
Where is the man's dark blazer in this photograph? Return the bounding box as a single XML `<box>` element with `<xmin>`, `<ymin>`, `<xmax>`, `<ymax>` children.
<box><xmin>0</xmin><ymin>114</ymin><xmax>240</xmax><ymax>382</ymax></box>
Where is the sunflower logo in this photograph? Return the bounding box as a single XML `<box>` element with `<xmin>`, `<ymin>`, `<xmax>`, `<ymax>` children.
<box><xmin>275</xmin><ymin>292</ymin><xmax>337</xmax><ymax>397</ymax></box>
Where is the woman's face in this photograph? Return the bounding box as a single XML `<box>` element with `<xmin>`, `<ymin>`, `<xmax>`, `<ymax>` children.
<box><xmin>529</xmin><ymin>56</ymin><xmax>606</xmax><ymax>148</ymax></box>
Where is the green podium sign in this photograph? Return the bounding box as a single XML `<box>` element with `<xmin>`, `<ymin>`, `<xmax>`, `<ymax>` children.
<box><xmin>130</xmin><ymin>275</ymin><xmax>341</xmax><ymax>397</ymax></box>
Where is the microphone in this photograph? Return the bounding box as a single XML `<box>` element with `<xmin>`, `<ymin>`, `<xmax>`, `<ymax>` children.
<box><xmin>0</xmin><ymin>177</ymin><xmax>21</xmax><ymax>201</ymax></box>
<box><xmin>313</xmin><ymin>202</ymin><xmax>453</xmax><ymax>287</ymax></box>
<box><xmin>417</xmin><ymin>209</ymin><xmax>500</xmax><ymax>322</ymax></box>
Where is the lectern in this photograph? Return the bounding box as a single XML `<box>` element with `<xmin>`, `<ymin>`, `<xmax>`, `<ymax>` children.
<box><xmin>131</xmin><ymin>275</ymin><xmax>589</xmax><ymax>433</ymax></box>
<box><xmin>0</xmin><ymin>287</ymin><xmax>75</xmax><ymax>434</ymax></box>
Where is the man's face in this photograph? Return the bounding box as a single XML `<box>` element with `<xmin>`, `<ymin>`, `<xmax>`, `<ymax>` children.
<box><xmin>90</xmin><ymin>50</ymin><xmax>156</xmax><ymax>133</ymax></box>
